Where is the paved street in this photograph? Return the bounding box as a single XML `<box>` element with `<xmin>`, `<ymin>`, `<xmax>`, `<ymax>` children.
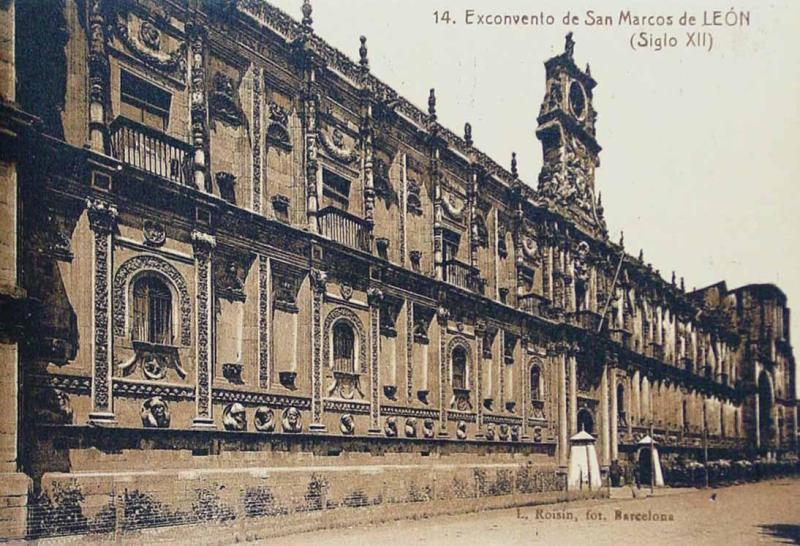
<box><xmin>270</xmin><ymin>479</ymin><xmax>800</xmax><ymax>546</ymax></box>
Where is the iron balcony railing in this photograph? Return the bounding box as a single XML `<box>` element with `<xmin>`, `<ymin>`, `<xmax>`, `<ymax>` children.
<box><xmin>518</xmin><ymin>292</ymin><xmax>549</xmax><ymax>316</ymax></box>
<box><xmin>110</xmin><ymin>116</ymin><xmax>193</xmax><ymax>185</ymax></box>
<box><xmin>317</xmin><ymin>206</ymin><xmax>372</xmax><ymax>252</ymax></box>
<box><xmin>444</xmin><ymin>259</ymin><xmax>481</xmax><ymax>292</ymax></box>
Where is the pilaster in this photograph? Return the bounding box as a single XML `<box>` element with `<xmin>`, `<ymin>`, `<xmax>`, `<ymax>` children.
<box><xmin>87</xmin><ymin>198</ymin><xmax>117</xmax><ymax>424</ymax></box>
<box><xmin>191</xmin><ymin>230</ymin><xmax>215</xmax><ymax>428</ymax></box>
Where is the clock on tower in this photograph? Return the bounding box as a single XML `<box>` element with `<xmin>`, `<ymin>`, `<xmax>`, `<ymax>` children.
<box><xmin>536</xmin><ymin>33</ymin><xmax>607</xmax><ymax>239</ymax></box>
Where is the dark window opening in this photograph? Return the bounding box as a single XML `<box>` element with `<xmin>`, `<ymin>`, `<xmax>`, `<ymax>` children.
<box><xmin>132</xmin><ymin>276</ymin><xmax>173</xmax><ymax>345</ymax></box>
<box><xmin>120</xmin><ymin>70</ymin><xmax>171</xmax><ymax>131</ymax></box>
<box><xmin>452</xmin><ymin>347</ymin><xmax>467</xmax><ymax>390</ymax></box>
<box><xmin>322</xmin><ymin>169</ymin><xmax>351</xmax><ymax>209</ymax></box>
<box><xmin>332</xmin><ymin>321</ymin><xmax>356</xmax><ymax>373</ymax></box>
<box><xmin>530</xmin><ymin>366</ymin><xmax>542</xmax><ymax>401</ymax></box>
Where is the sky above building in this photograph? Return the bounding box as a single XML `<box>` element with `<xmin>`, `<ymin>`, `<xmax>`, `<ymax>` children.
<box><xmin>270</xmin><ymin>0</ymin><xmax>800</xmax><ymax>394</ymax></box>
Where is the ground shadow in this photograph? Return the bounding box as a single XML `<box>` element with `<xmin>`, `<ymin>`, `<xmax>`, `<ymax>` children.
<box><xmin>758</xmin><ymin>524</ymin><xmax>800</xmax><ymax>545</ymax></box>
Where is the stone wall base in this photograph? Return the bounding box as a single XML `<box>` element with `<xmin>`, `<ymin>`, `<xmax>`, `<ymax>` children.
<box><xmin>0</xmin><ymin>472</ymin><xmax>31</xmax><ymax>540</ymax></box>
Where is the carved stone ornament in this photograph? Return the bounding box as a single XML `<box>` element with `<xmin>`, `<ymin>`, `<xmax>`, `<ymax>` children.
<box><xmin>485</xmin><ymin>423</ymin><xmax>496</xmax><ymax>441</ymax></box>
<box><xmin>113</xmin><ymin>255</ymin><xmax>192</xmax><ymax>346</ymax></box>
<box><xmin>209</xmin><ymin>72</ymin><xmax>244</xmax><ymax>127</ymax></box>
<box><xmin>340</xmin><ymin>283</ymin><xmax>353</xmax><ymax>301</ymax></box>
<box><xmin>327</xmin><ymin>371</ymin><xmax>364</xmax><ymax>400</ymax></box>
<box><xmin>473</xmin><ymin>213</ymin><xmax>488</xmax><ymax>248</ymax></box>
<box><xmin>406</xmin><ymin>180</ymin><xmax>423</xmax><ymax>215</ymax></box>
<box><xmin>254</xmin><ymin>406</ymin><xmax>275</xmax><ymax>432</ymax></box>
<box><xmin>340</xmin><ymin>413</ymin><xmax>355</xmax><ymax>435</ymax></box>
<box><xmin>423</xmin><ymin>418</ymin><xmax>435</xmax><ymax>438</ymax></box>
<box><xmin>117</xmin><ymin>343</ymin><xmax>187</xmax><ymax>381</ymax></box>
<box><xmin>114</xmin><ymin>14</ymin><xmax>187</xmax><ymax>81</ymax></box>
<box><xmin>216</xmin><ymin>259</ymin><xmax>246</xmax><ymax>302</ymax></box>
<box><xmin>441</xmin><ymin>191</ymin><xmax>467</xmax><ymax>223</ymax></box>
<box><xmin>141</xmin><ymin>396</ymin><xmax>170</xmax><ymax>428</ymax></box>
<box><xmin>404</xmin><ymin>417</ymin><xmax>417</xmax><ymax>437</ymax></box>
<box><xmin>267</xmin><ymin>102</ymin><xmax>292</xmax><ymax>149</ymax></box>
<box><xmin>138</xmin><ymin>20</ymin><xmax>160</xmax><ymax>50</ymax></box>
<box><xmin>143</xmin><ymin>220</ymin><xmax>166</xmax><ymax>247</ymax></box>
<box><xmin>282</xmin><ymin>406</ymin><xmax>303</xmax><ymax>433</ymax></box>
<box><xmin>31</xmin><ymin>388</ymin><xmax>73</xmax><ymax>425</ymax></box>
<box><xmin>384</xmin><ymin>416</ymin><xmax>398</xmax><ymax>437</ymax></box>
<box><xmin>319</xmin><ymin>127</ymin><xmax>359</xmax><ymax>164</ymax></box>
<box><xmin>456</xmin><ymin>420</ymin><xmax>467</xmax><ymax>440</ymax></box>
<box><xmin>223</xmin><ymin>402</ymin><xmax>247</xmax><ymax>431</ymax></box>
<box><xmin>451</xmin><ymin>388</ymin><xmax>472</xmax><ymax>412</ymax></box>
<box><xmin>498</xmin><ymin>423</ymin><xmax>510</xmax><ymax>441</ymax></box>
<box><xmin>510</xmin><ymin>425</ymin><xmax>520</xmax><ymax>442</ymax></box>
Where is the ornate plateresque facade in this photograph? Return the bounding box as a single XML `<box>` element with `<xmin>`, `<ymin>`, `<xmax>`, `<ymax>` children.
<box><xmin>0</xmin><ymin>0</ymin><xmax>797</xmax><ymax>539</ymax></box>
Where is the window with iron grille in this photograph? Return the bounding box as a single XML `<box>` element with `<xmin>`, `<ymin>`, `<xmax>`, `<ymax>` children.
<box><xmin>132</xmin><ymin>276</ymin><xmax>173</xmax><ymax>345</ymax></box>
<box><xmin>322</xmin><ymin>169</ymin><xmax>351</xmax><ymax>210</ymax></box>
<box><xmin>452</xmin><ymin>347</ymin><xmax>467</xmax><ymax>390</ymax></box>
<box><xmin>120</xmin><ymin>70</ymin><xmax>171</xmax><ymax>131</ymax></box>
<box><xmin>332</xmin><ymin>321</ymin><xmax>356</xmax><ymax>373</ymax></box>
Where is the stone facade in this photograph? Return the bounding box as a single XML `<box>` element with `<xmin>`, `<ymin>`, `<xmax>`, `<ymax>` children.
<box><xmin>0</xmin><ymin>0</ymin><xmax>797</xmax><ymax>539</ymax></box>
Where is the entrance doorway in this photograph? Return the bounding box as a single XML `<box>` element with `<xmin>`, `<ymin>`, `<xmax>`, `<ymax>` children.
<box><xmin>577</xmin><ymin>408</ymin><xmax>594</xmax><ymax>435</ymax></box>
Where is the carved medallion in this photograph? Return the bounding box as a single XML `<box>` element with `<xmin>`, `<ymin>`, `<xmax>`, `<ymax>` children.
<box><xmin>405</xmin><ymin>417</ymin><xmax>417</xmax><ymax>437</ymax></box>
<box><xmin>282</xmin><ymin>406</ymin><xmax>303</xmax><ymax>433</ymax></box>
<box><xmin>340</xmin><ymin>413</ymin><xmax>355</xmax><ymax>435</ymax></box>
<box><xmin>423</xmin><ymin>418</ymin><xmax>435</xmax><ymax>438</ymax></box>
<box><xmin>254</xmin><ymin>406</ymin><xmax>275</xmax><ymax>432</ymax></box>
<box><xmin>384</xmin><ymin>416</ymin><xmax>398</xmax><ymax>437</ymax></box>
<box><xmin>223</xmin><ymin>402</ymin><xmax>246</xmax><ymax>431</ymax></box>
<box><xmin>143</xmin><ymin>220</ymin><xmax>166</xmax><ymax>247</ymax></box>
<box><xmin>141</xmin><ymin>396</ymin><xmax>170</xmax><ymax>428</ymax></box>
<box><xmin>456</xmin><ymin>420</ymin><xmax>467</xmax><ymax>440</ymax></box>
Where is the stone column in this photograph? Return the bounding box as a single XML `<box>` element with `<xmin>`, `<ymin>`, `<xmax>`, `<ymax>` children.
<box><xmin>632</xmin><ymin>369</ymin><xmax>640</xmax><ymax>426</ymax></box>
<box><xmin>367</xmin><ymin>288</ymin><xmax>383</xmax><ymax>435</ymax></box>
<box><xmin>257</xmin><ymin>255</ymin><xmax>271</xmax><ymax>388</ymax></box>
<box><xmin>600</xmin><ymin>362</ymin><xmax>610</xmax><ymax>464</ymax></box>
<box><xmin>302</xmin><ymin>70</ymin><xmax>319</xmax><ymax>232</ymax></box>
<box><xmin>309</xmin><ymin>269</ymin><xmax>327</xmax><ymax>432</ymax></box>
<box><xmin>568</xmin><ymin>350</ymin><xmax>577</xmax><ymax>435</ymax></box>
<box><xmin>87</xmin><ymin>199</ymin><xmax>117</xmax><ymax>424</ymax></box>
<box><xmin>610</xmin><ymin>368</ymin><xmax>619</xmax><ymax>460</ymax></box>
<box><xmin>188</xmin><ymin>22</ymin><xmax>208</xmax><ymax>191</ymax></box>
<box><xmin>557</xmin><ymin>348</ymin><xmax>568</xmax><ymax>466</ymax></box>
<box><xmin>87</xmin><ymin>0</ymin><xmax>108</xmax><ymax>152</ymax></box>
<box><xmin>191</xmin><ymin>231</ymin><xmax>215</xmax><ymax>428</ymax></box>
<box><xmin>475</xmin><ymin>321</ymin><xmax>485</xmax><ymax>434</ymax></box>
<box><xmin>437</xmin><ymin>305</ymin><xmax>449</xmax><ymax>436</ymax></box>
<box><xmin>521</xmin><ymin>337</ymin><xmax>529</xmax><ymax>440</ymax></box>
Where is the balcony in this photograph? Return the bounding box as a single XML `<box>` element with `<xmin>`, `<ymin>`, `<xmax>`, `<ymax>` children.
<box><xmin>110</xmin><ymin>117</ymin><xmax>193</xmax><ymax>185</ymax></box>
<box><xmin>518</xmin><ymin>292</ymin><xmax>549</xmax><ymax>316</ymax></box>
<box><xmin>318</xmin><ymin>206</ymin><xmax>371</xmax><ymax>252</ymax></box>
<box><xmin>444</xmin><ymin>259</ymin><xmax>482</xmax><ymax>292</ymax></box>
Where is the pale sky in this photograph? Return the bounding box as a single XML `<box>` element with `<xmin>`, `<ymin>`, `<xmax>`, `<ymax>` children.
<box><xmin>271</xmin><ymin>0</ymin><xmax>800</xmax><ymax>393</ymax></box>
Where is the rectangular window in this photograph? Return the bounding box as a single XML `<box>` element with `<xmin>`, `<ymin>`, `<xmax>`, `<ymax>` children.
<box><xmin>120</xmin><ymin>70</ymin><xmax>171</xmax><ymax>131</ymax></box>
<box><xmin>322</xmin><ymin>169</ymin><xmax>351</xmax><ymax>209</ymax></box>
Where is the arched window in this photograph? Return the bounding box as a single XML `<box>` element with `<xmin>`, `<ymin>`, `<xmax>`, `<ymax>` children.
<box><xmin>132</xmin><ymin>276</ymin><xmax>173</xmax><ymax>344</ymax></box>
<box><xmin>332</xmin><ymin>321</ymin><xmax>356</xmax><ymax>373</ymax></box>
<box><xmin>452</xmin><ymin>347</ymin><xmax>467</xmax><ymax>390</ymax></box>
<box><xmin>530</xmin><ymin>365</ymin><xmax>542</xmax><ymax>401</ymax></box>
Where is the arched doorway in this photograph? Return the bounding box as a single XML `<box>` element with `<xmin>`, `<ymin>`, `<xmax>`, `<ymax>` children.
<box><xmin>637</xmin><ymin>448</ymin><xmax>652</xmax><ymax>486</ymax></box>
<box><xmin>577</xmin><ymin>408</ymin><xmax>594</xmax><ymax>435</ymax></box>
<box><xmin>758</xmin><ymin>371</ymin><xmax>774</xmax><ymax>448</ymax></box>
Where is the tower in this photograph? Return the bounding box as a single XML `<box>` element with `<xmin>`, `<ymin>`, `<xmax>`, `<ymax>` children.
<box><xmin>536</xmin><ymin>33</ymin><xmax>607</xmax><ymax>238</ymax></box>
